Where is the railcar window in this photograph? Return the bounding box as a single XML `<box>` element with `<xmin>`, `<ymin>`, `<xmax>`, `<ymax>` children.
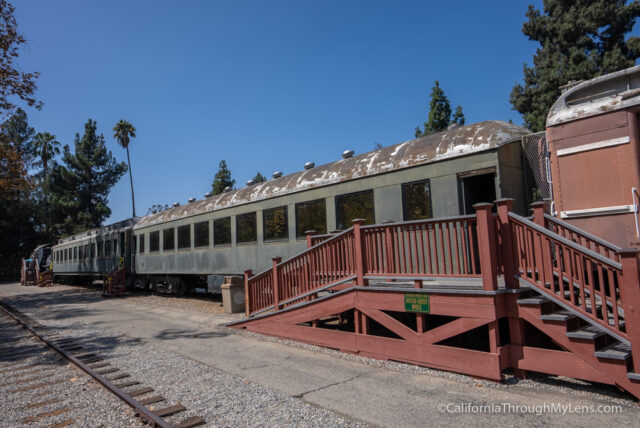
<box><xmin>139</xmin><ymin>235</ymin><xmax>145</xmax><ymax>254</ymax></box>
<box><xmin>97</xmin><ymin>241</ymin><xmax>103</xmax><ymax>258</ymax></box>
<box><xmin>264</xmin><ymin>206</ymin><xmax>288</xmax><ymax>241</ymax></box>
<box><xmin>178</xmin><ymin>225</ymin><xmax>191</xmax><ymax>249</ymax></box>
<box><xmin>84</xmin><ymin>245</ymin><xmax>90</xmax><ymax>259</ymax></box>
<box><xmin>74</xmin><ymin>247</ymin><xmax>78</xmax><ymax>260</ymax></box>
<box><xmin>79</xmin><ymin>246</ymin><xmax>84</xmax><ymax>260</ymax></box>
<box><xmin>296</xmin><ymin>199</ymin><xmax>327</xmax><ymax>238</ymax></box>
<box><xmin>335</xmin><ymin>190</ymin><xmax>375</xmax><ymax>230</ymax></box>
<box><xmin>91</xmin><ymin>243</ymin><xmax>95</xmax><ymax>259</ymax></box>
<box><xmin>214</xmin><ymin>217</ymin><xmax>231</xmax><ymax>246</ymax></box>
<box><xmin>105</xmin><ymin>240</ymin><xmax>111</xmax><ymax>257</ymax></box>
<box><xmin>64</xmin><ymin>249</ymin><xmax>67</xmax><ymax>261</ymax></box>
<box><xmin>149</xmin><ymin>231</ymin><xmax>160</xmax><ymax>252</ymax></box>
<box><xmin>113</xmin><ymin>239</ymin><xmax>118</xmax><ymax>255</ymax></box>
<box><xmin>163</xmin><ymin>228</ymin><xmax>175</xmax><ymax>251</ymax></box>
<box><xmin>194</xmin><ymin>221</ymin><xmax>209</xmax><ymax>247</ymax></box>
<box><xmin>402</xmin><ymin>180</ymin><xmax>433</xmax><ymax>221</ymax></box>
<box><xmin>236</xmin><ymin>212</ymin><xmax>257</xmax><ymax>243</ymax></box>
<box><xmin>132</xmin><ymin>236</ymin><xmax>136</xmax><ymax>254</ymax></box>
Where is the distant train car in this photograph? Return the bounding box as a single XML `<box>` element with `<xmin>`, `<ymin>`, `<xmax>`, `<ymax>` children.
<box><xmin>132</xmin><ymin>120</ymin><xmax>531</xmax><ymax>293</ymax></box>
<box><xmin>546</xmin><ymin>65</ymin><xmax>640</xmax><ymax>248</ymax></box>
<box><xmin>51</xmin><ymin>218</ymin><xmax>136</xmax><ymax>284</ymax></box>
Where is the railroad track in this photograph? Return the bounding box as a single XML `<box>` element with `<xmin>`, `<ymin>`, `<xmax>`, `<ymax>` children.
<box><xmin>0</xmin><ymin>302</ymin><xmax>205</xmax><ymax>428</ymax></box>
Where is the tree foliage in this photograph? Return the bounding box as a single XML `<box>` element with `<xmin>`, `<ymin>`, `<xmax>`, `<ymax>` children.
<box><xmin>30</xmin><ymin>132</ymin><xmax>60</xmax><ymax>178</ymax></box>
<box><xmin>113</xmin><ymin>119</ymin><xmax>137</xmax><ymax>217</ymax></box>
<box><xmin>510</xmin><ymin>0</ymin><xmax>640</xmax><ymax>131</ymax></box>
<box><xmin>252</xmin><ymin>172</ymin><xmax>266</xmax><ymax>183</ymax></box>
<box><xmin>211</xmin><ymin>160</ymin><xmax>235</xmax><ymax>195</ymax></box>
<box><xmin>415</xmin><ymin>81</ymin><xmax>465</xmax><ymax>137</ymax></box>
<box><xmin>49</xmin><ymin>119</ymin><xmax>127</xmax><ymax>236</ymax></box>
<box><xmin>0</xmin><ymin>0</ymin><xmax>41</xmax><ymax>117</ymax></box>
<box><xmin>147</xmin><ymin>203</ymin><xmax>169</xmax><ymax>215</ymax></box>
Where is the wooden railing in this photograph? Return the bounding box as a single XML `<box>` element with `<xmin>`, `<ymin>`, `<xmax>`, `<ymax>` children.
<box><xmin>509</xmin><ymin>211</ymin><xmax>628</xmax><ymax>341</ymax></box>
<box><xmin>542</xmin><ymin>212</ymin><xmax>621</xmax><ymax>262</ymax></box>
<box><xmin>360</xmin><ymin>216</ymin><xmax>480</xmax><ymax>277</ymax></box>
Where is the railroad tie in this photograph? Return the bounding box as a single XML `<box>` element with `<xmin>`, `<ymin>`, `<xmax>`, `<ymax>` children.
<box><xmin>96</xmin><ymin>367</ymin><xmax>119</xmax><ymax>375</ymax></box>
<box><xmin>153</xmin><ymin>404</ymin><xmax>185</xmax><ymax>417</ymax></box>
<box><xmin>46</xmin><ymin>419</ymin><xmax>74</xmax><ymax>428</ymax></box>
<box><xmin>139</xmin><ymin>395</ymin><xmax>165</xmax><ymax>405</ymax></box>
<box><xmin>128</xmin><ymin>386</ymin><xmax>154</xmax><ymax>397</ymax></box>
<box><xmin>114</xmin><ymin>380</ymin><xmax>140</xmax><ymax>388</ymax></box>
<box><xmin>87</xmin><ymin>362</ymin><xmax>109</xmax><ymax>369</ymax></box>
<box><xmin>81</xmin><ymin>357</ymin><xmax>103</xmax><ymax>364</ymax></box>
<box><xmin>174</xmin><ymin>416</ymin><xmax>206</xmax><ymax>428</ymax></box>
<box><xmin>74</xmin><ymin>353</ymin><xmax>96</xmax><ymax>360</ymax></box>
<box><xmin>107</xmin><ymin>372</ymin><xmax>130</xmax><ymax>381</ymax></box>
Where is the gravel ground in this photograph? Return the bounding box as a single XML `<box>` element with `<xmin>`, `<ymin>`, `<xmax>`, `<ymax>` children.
<box><xmin>0</xmin><ymin>312</ymin><xmax>140</xmax><ymax>427</ymax></box>
<box><xmin>6</xmin><ymin>300</ymin><xmax>366</xmax><ymax>427</ymax></box>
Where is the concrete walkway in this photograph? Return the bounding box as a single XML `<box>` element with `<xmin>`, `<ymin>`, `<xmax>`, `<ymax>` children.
<box><xmin>1</xmin><ymin>282</ymin><xmax>638</xmax><ymax>427</ymax></box>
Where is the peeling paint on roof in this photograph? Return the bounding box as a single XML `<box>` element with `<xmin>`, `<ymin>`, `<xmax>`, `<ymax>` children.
<box><xmin>135</xmin><ymin>120</ymin><xmax>529</xmax><ymax>229</ymax></box>
<box><xmin>547</xmin><ymin>65</ymin><xmax>640</xmax><ymax>127</ymax></box>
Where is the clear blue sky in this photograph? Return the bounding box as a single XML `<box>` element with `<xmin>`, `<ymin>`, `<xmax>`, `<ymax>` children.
<box><xmin>14</xmin><ymin>0</ymin><xmax>571</xmax><ymax>223</ymax></box>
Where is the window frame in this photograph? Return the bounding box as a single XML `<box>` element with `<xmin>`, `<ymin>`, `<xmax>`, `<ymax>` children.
<box><xmin>295</xmin><ymin>198</ymin><xmax>327</xmax><ymax>239</ymax></box>
<box><xmin>213</xmin><ymin>217</ymin><xmax>231</xmax><ymax>246</ymax></box>
<box><xmin>263</xmin><ymin>206</ymin><xmax>289</xmax><ymax>242</ymax></box>
<box><xmin>236</xmin><ymin>212</ymin><xmax>257</xmax><ymax>244</ymax></box>
<box><xmin>401</xmin><ymin>179</ymin><xmax>433</xmax><ymax>221</ymax></box>
<box><xmin>335</xmin><ymin>189</ymin><xmax>375</xmax><ymax>231</ymax></box>
<box><xmin>163</xmin><ymin>228</ymin><xmax>175</xmax><ymax>252</ymax></box>
<box><xmin>194</xmin><ymin>221</ymin><xmax>210</xmax><ymax>248</ymax></box>
<box><xmin>149</xmin><ymin>231</ymin><xmax>160</xmax><ymax>252</ymax></box>
<box><xmin>177</xmin><ymin>224</ymin><xmax>191</xmax><ymax>250</ymax></box>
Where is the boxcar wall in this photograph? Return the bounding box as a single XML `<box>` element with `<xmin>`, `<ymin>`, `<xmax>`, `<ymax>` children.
<box><xmin>132</xmin><ymin>140</ymin><xmax>528</xmax><ymax>279</ymax></box>
<box><xmin>546</xmin><ymin>65</ymin><xmax>640</xmax><ymax>248</ymax></box>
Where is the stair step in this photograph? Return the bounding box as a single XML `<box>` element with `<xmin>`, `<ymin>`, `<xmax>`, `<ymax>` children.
<box><xmin>517</xmin><ymin>296</ymin><xmax>550</xmax><ymax>305</ymax></box>
<box><xmin>594</xmin><ymin>342</ymin><xmax>631</xmax><ymax>360</ymax></box>
<box><xmin>540</xmin><ymin>310</ymin><xmax>577</xmax><ymax>321</ymax></box>
<box><xmin>566</xmin><ymin>325</ymin><xmax>605</xmax><ymax>340</ymax></box>
<box><xmin>628</xmin><ymin>373</ymin><xmax>640</xmax><ymax>381</ymax></box>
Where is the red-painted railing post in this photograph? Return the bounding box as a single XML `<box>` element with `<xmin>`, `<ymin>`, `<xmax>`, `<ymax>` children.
<box><xmin>531</xmin><ymin>201</ymin><xmax>552</xmax><ymax>288</ymax></box>
<box><xmin>495</xmin><ymin>198</ymin><xmax>517</xmax><ymax>289</ymax></box>
<box><xmin>617</xmin><ymin>249</ymin><xmax>640</xmax><ymax>368</ymax></box>
<box><xmin>531</xmin><ymin>201</ymin><xmax>546</xmax><ymax>227</ymax></box>
<box><xmin>352</xmin><ymin>219</ymin><xmax>368</xmax><ymax>286</ymax></box>
<box><xmin>272</xmin><ymin>257</ymin><xmax>282</xmax><ymax>311</ymax></box>
<box><xmin>305</xmin><ymin>230</ymin><xmax>316</xmax><ymax>249</ymax></box>
<box><xmin>473</xmin><ymin>203</ymin><xmax>498</xmax><ymax>291</ymax></box>
<box><xmin>244</xmin><ymin>269</ymin><xmax>253</xmax><ymax>317</ymax></box>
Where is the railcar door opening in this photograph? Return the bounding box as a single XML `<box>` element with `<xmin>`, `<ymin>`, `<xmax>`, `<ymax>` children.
<box><xmin>458</xmin><ymin>171</ymin><xmax>497</xmax><ymax>215</ymax></box>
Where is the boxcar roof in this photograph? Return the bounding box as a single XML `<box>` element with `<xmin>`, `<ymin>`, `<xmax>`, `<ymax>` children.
<box><xmin>135</xmin><ymin>120</ymin><xmax>529</xmax><ymax>229</ymax></box>
<box><xmin>56</xmin><ymin>218</ymin><xmax>137</xmax><ymax>245</ymax></box>
<box><xmin>547</xmin><ymin>64</ymin><xmax>640</xmax><ymax>127</ymax></box>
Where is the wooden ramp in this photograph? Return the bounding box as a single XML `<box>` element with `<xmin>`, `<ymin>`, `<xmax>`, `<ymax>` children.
<box><xmin>230</xmin><ymin>200</ymin><xmax>640</xmax><ymax>400</ymax></box>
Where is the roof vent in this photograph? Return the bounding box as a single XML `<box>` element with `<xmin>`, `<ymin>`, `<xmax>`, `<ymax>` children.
<box><xmin>205</xmin><ymin>191</ymin><xmax>213</xmax><ymax>198</ymax></box>
<box><xmin>342</xmin><ymin>150</ymin><xmax>354</xmax><ymax>159</ymax></box>
<box><xmin>272</xmin><ymin>171</ymin><xmax>282</xmax><ymax>179</ymax></box>
<box><xmin>223</xmin><ymin>186</ymin><xmax>232</xmax><ymax>193</ymax></box>
<box><xmin>188</xmin><ymin>197</ymin><xmax>196</xmax><ymax>203</ymax></box>
<box><xmin>246</xmin><ymin>179</ymin><xmax>255</xmax><ymax>186</ymax></box>
<box><xmin>304</xmin><ymin>161</ymin><xmax>315</xmax><ymax>170</ymax></box>
<box><xmin>172</xmin><ymin>202</ymin><xmax>180</xmax><ymax>207</ymax></box>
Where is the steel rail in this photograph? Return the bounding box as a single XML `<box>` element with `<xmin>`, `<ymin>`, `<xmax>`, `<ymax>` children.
<box><xmin>0</xmin><ymin>302</ymin><xmax>172</xmax><ymax>428</ymax></box>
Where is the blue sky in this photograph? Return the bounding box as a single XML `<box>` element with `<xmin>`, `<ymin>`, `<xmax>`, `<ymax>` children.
<box><xmin>14</xmin><ymin>0</ymin><xmax>568</xmax><ymax>223</ymax></box>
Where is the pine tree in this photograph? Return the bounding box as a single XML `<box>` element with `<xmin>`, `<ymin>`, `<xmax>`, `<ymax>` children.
<box><xmin>510</xmin><ymin>0</ymin><xmax>640</xmax><ymax>132</ymax></box>
<box><xmin>415</xmin><ymin>81</ymin><xmax>465</xmax><ymax>137</ymax></box>
<box><xmin>211</xmin><ymin>160</ymin><xmax>235</xmax><ymax>195</ymax></box>
<box><xmin>451</xmin><ymin>105</ymin><xmax>465</xmax><ymax>126</ymax></box>
<box><xmin>50</xmin><ymin>119</ymin><xmax>127</xmax><ymax>236</ymax></box>
<box><xmin>252</xmin><ymin>172</ymin><xmax>266</xmax><ymax>183</ymax></box>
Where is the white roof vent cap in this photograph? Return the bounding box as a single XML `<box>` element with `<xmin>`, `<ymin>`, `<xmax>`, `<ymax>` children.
<box><xmin>172</xmin><ymin>202</ymin><xmax>180</xmax><ymax>207</ymax></box>
<box><xmin>272</xmin><ymin>171</ymin><xmax>282</xmax><ymax>179</ymax></box>
<box><xmin>342</xmin><ymin>150</ymin><xmax>354</xmax><ymax>159</ymax></box>
<box><xmin>246</xmin><ymin>179</ymin><xmax>255</xmax><ymax>186</ymax></box>
<box><xmin>188</xmin><ymin>197</ymin><xmax>196</xmax><ymax>203</ymax></box>
<box><xmin>223</xmin><ymin>186</ymin><xmax>232</xmax><ymax>193</ymax></box>
<box><xmin>205</xmin><ymin>191</ymin><xmax>213</xmax><ymax>198</ymax></box>
<box><xmin>304</xmin><ymin>161</ymin><xmax>315</xmax><ymax>170</ymax></box>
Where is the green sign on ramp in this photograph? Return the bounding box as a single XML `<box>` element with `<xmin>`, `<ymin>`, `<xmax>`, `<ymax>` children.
<box><xmin>404</xmin><ymin>293</ymin><xmax>430</xmax><ymax>313</ymax></box>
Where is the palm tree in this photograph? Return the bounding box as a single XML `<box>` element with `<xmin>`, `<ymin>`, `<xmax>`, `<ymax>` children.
<box><xmin>113</xmin><ymin>120</ymin><xmax>137</xmax><ymax>217</ymax></box>
<box><xmin>30</xmin><ymin>132</ymin><xmax>60</xmax><ymax>179</ymax></box>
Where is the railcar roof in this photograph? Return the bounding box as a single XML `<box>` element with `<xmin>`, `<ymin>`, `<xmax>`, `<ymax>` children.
<box><xmin>56</xmin><ymin>218</ymin><xmax>137</xmax><ymax>245</ymax></box>
<box><xmin>135</xmin><ymin>120</ymin><xmax>529</xmax><ymax>229</ymax></box>
<box><xmin>547</xmin><ymin>64</ymin><xmax>640</xmax><ymax>127</ymax></box>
